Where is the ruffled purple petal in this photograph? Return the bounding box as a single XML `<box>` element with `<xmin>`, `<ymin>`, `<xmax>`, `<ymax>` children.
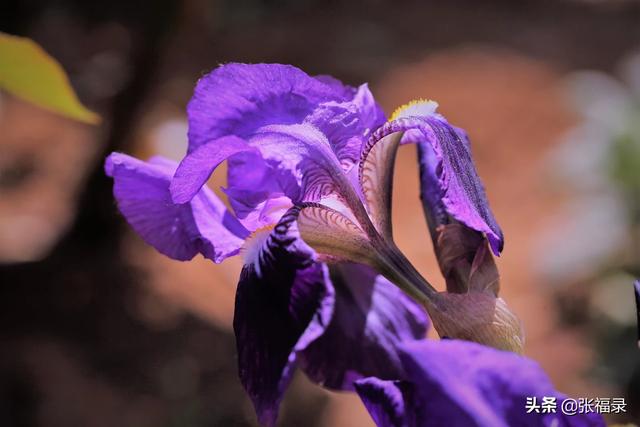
<box><xmin>300</xmin><ymin>263</ymin><xmax>429</xmax><ymax>390</ymax></box>
<box><xmin>187</xmin><ymin>63</ymin><xmax>350</xmax><ymax>153</ymax></box>
<box><xmin>351</xmin><ymin>84</ymin><xmax>387</xmax><ymax>136</ymax></box>
<box><xmin>370</xmin><ymin>116</ymin><xmax>504</xmax><ymax>254</ymax></box>
<box><xmin>305</xmin><ymin>84</ymin><xmax>386</xmax><ymax>169</ymax></box>
<box><xmin>186</xmin><ymin>63</ymin><xmax>382</xmax><ymax>228</ymax></box>
<box><xmin>233</xmin><ymin>208</ymin><xmax>334</xmax><ymax>426</ymax></box>
<box><xmin>357</xmin><ymin>339</ymin><xmax>606</xmax><ymax>427</ymax></box>
<box><xmin>105</xmin><ymin>153</ymin><xmax>248</xmax><ymax>262</ymax></box>
<box><xmin>170</xmin><ymin>135</ymin><xmax>254</xmax><ymax>204</ymax></box>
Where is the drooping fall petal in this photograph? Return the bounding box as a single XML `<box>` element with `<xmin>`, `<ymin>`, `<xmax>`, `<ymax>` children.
<box><xmin>356</xmin><ymin>340</ymin><xmax>606</xmax><ymax>427</ymax></box>
<box><xmin>105</xmin><ymin>153</ymin><xmax>248</xmax><ymax>262</ymax></box>
<box><xmin>233</xmin><ymin>209</ymin><xmax>334</xmax><ymax>426</ymax></box>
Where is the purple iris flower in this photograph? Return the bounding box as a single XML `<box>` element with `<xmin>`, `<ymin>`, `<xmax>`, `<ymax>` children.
<box><xmin>106</xmin><ymin>63</ymin><xmax>429</xmax><ymax>426</ymax></box>
<box><xmin>105</xmin><ymin>63</ymin><xmax>587</xmax><ymax>426</ymax></box>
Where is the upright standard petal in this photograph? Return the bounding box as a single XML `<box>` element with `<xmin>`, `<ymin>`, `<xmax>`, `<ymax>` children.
<box><xmin>301</xmin><ymin>263</ymin><xmax>429</xmax><ymax>390</ymax></box>
<box><xmin>187</xmin><ymin>63</ymin><xmax>350</xmax><ymax>153</ymax></box>
<box><xmin>371</xmin><ymin>101</ymin><xmax>503</xmax><ymax>255</ymax></box>
<box><xmin>233</xmin><ymin>209</ymin><xmax>334</xmax><ymax>426</ymax></box>
<box><xmin>185</xmin><ymin>63</ymin><xmax>384</xmax><ymax>226</ymax></box>
<box><xmin>305</xmin><ymin>84</ymin><xmax>386</xmax><ymax>169</ymax></box>
<box><xmin>356</xmin><ymin>340</ymin><xmax>605</xmax><ymax>427</ymax></box>
<box><xmin>105</xmin><ymin>153</ymin><xmax>248</xmax><ymax>262</ymax></box>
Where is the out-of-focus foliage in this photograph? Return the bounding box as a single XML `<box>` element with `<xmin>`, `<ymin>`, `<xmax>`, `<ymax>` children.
<box><xmin>537</xmin><ymin>50</ymin><xmax>640</xmax><ymax>421</ymax></box>
<box><xmin>0</xmin><ymin>32</ymin><xmax>100</xmax><ymax>124</ymax></box>
<box><xmin>610</xmin><ymin>130</ymin><xmax>640</xmax><ymax>216</ymax></box>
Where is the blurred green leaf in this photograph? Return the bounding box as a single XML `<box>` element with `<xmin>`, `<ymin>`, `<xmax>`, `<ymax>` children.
<box><xmin>0</xmin><ymin>32</ymin><xmax>100</xmax><ymax>124</ymax></box>
<box><xmin>610</xmin><ymin>133</ymin><xmax>640</xmax><ymax>195</ymax></box>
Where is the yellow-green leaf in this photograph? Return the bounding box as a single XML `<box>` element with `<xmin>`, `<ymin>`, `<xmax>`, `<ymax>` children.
<box><xmin>0</xmin><ymin>32</ymin><xmax>100</xmax><ymax>124</ymax></box>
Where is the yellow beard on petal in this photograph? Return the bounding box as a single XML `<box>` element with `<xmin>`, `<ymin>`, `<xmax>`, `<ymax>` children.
<box><xmin>390</xmin><ymin>98</ymin><xmax>439</xmax><ymax>121</ymax></box>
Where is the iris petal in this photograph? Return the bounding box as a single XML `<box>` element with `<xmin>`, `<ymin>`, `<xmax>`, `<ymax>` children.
<box><xmin>356</xmin><ymin>340</ymin><xmax>606</xmax><ymax>427</ymax></box>
<box><xmin>301</xmin><ymin>263</ymin><xmax>429</xmax><ymax>390</ymax></box>
<box><xmin>224</xmin><ymin>151</ymin><xmax>299</xmax><ymax>229</ymax></box>
<box><xmin>354</xmin><ymin>378</ymin><xmax>415</xmax><ymax>427</ymax></box>
<box><xmin>182</xmin><ymin>64</ymin><xmax>389</xmax><ymax>233</ymax></box>
<box><xmin>306</xmin><ymin>84</ymin><xmax>386</xmax><ymax>169</ymax></box>
<box><xmin>185</xmin><ymin>64</ymin><xmax>386</xmax><ymax>231</ymax></box>
<box><xmin>105</xmin><ymin>153</ymin><xmax>248</xmax><ymax>262</ymax></box>
<box><xmin>233</xmin><ymin>208</ymin><xmax>334</xmax><ymax>426</ymax></box>
<box><xmin>187</xmin><ymin>63</ymin><xmax>349</xmax><ymax>153</ymax></box>
<box><xmin>248</xmin><ymin>124</ymin><xmax>374</xmax><ymax>229</ymax></box>
<box><xmin>234</xmin><ymin>262</ymin><xmax>333</xmax><ymax>426</ymax></box>
<box><xmin>372</xmin><ymin>113</ymin><xmax>504</xmax><ymax>255</ymax></box>
<box><xmin>172</xmin><ymin>122</ymin><xmax>371</xmax><ymax>229</ymax></box>
<box><xmin>170</xmin><ymin>135</ymin><xmax>254</xmax><ymax>204</ymax></box>
<box><xmin>250</xmin><ymin>123</ymin><xmax>347</xmax><ymax>202</ymax></box>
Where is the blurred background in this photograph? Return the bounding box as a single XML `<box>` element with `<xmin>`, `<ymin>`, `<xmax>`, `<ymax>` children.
<box><xmin>1</xmin><ymin>0</ymin><xmax>639</xmax><ymax>425</ymax></box>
